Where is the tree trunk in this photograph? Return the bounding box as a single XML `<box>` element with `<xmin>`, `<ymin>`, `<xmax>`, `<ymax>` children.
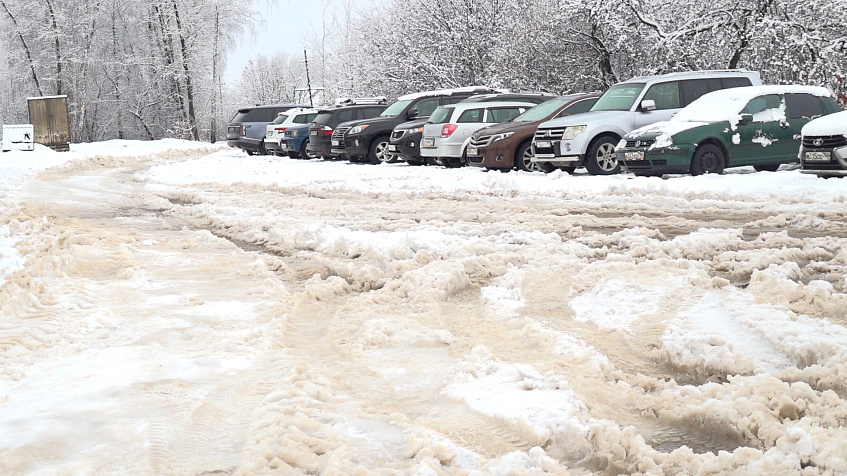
<box><xmin>1</xmin><ymin>1</ymin><xmax>43</xmax><ymax>96</ymax></box>
<box><xmin>44</xmin><ymin>0</ymin><xmax>63</xmax><ymax>96</ymax></box>
<box><xmin>171</xmin><ymin>0</ymin><xmax>199</xmax><ymax>141</ymax></box>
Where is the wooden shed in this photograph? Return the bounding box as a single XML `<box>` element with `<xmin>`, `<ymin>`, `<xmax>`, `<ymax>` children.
<box><xmin>27</xmin><ymin>95</ymin><xmax>70</xmax><ymax>152</ymax></box>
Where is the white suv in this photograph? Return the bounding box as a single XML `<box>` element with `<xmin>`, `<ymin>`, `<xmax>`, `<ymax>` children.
<box><xmin>532</xmin><ymin>69</ymin><xmax>762</xmax><ymax>175</ymax></box>
<box><xmin>421</xmin><ymin>101</ymin><xmax>535</xmax><ymax>167</ymax></box>
<box><xmin>264</xmin><ymin>108</ymin><xmax>317</xmax><ymax>156</ymax></box>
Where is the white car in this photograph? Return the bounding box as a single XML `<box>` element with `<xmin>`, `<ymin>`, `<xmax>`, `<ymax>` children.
<box><xmin>265</xmin><ymin>108</ymin><xmax>318</xmax><ymax>156</ymax></box>
<box><xmin>420</xmin><ymin>101</ymin><xmax>534</xmax><ymax>167</ymax></box>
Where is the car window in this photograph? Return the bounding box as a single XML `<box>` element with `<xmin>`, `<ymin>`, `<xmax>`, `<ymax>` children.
<box><xmin>414</xmin><ymin>98</ymin><xmax>440</xmax><ymax>117</ymax></box>
<box><xmin>485</xmin><ymin>107</ymin><xmax>523</xmax><ymax>123</ymax></box>
<box><xmin>360</xmin><ymin>107</ymin><xmax>383</xmax><ymax>119</ymax></box>
<box><xmin>335</xmin><ymin>109</ymin><xmax>355</xmax><ymax>123</ymax></box>
<box><xmin>241</xmin><ymin>108</ymin><xmax>279</xmax><ymax>122</ymax></box>
<box><xmin>784</xmin><ymin>93</ymin><xmax>826</xmax><ymax>119</ymax></box>
<box><xmin>314</xmin><ymin>112</ymin><xmax>333</xmax><ymax>125</ymax></box>
<box><xmin>441</xmin><ymin>97</ymin><xmax>463</xmax><ymax>106</ymax></box>
<box><xmin>590</xmin><ymin>83</ymin><xmax>646</xmax><ymax>111</ymax></box>
<box><xmin>293</xmin><ymin>113</ymin><xmax>316</xmax><ymax>124</ymax></box>
<box><xmin>742</xmin><ymin>94</ymin><xmax>783</xmax><ymax>122</ymax></box>
<box><xmin>722</xmin><ymin>77</ymin><xmax>754</xmax><ymax>89</ymax></box>
<box><xmin>271</xmin><ymin>114</ymin><xmax>289</xmax><ymax>125</ymax></box>
<box><xmin>457</xmin><ymin>109</ymin><xmax>483</xmax><ymax>123</ymax></box>
<box><xmin>680</xmin><ymin>79</ymin><xmax>711</xmax><ymax>107</ymax></box>
<box><xmin>558</xmin><ymin>98</ymin><xmax>597</xmax><ymax>116</ymax></box>
<box><xmin>643</xmin><ymin>81</ymin><xmax>681</xmax><ymax>110</ymax></box>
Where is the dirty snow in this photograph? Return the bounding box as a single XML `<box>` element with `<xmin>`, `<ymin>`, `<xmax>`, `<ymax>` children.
<box><xmin>1</xmin><ymin>139</ymin><xmax>847</xmax><ymax>474</ymax></box>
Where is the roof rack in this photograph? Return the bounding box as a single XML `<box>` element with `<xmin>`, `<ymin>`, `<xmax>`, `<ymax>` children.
<box><xmin>334</xmin><ymin>97</ymin><xmax>388</xmax><ymax>106</ymax></box>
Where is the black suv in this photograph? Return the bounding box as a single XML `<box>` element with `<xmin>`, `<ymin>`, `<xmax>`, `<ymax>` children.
<box><xmin>226</xmin><ymin>103</ymin><xmax>306</xmax><ymax>155</ymax></box>
<box><xmin>334</xmin><ymin>87</ymin><xmax>504</xmax><ymax>165</ymax></box>
<box><xmin>306</xmin><ymin>99</ymin><xmax>388</xmax><ymax>159</ymax></box>
<box><xmin>389</xmin><ymin>92</ymin><xmax>556</xmax><ymax>166</ymax></box>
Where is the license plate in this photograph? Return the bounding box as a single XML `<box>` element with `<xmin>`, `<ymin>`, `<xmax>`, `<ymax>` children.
<box><xmin>388</xmin><ymin>145</ymin><xmax>398</xmax><ymax>152</ymax></box>
<box><xmin>310</xmin><ymin>130</ymin><xmax>317</xmax><ymax>137</ymax></box>
<box><xmin>805</xmin><ymin>151</ymin><xmax>831</xmax><ymax>162</ymax></box>
<box><xmin>331</xmin><ymin>140</ymin><xmax>340</xmax><ymax>146</ymax></box>
<box><xmin>625</xmin><ymin>151</ymin><xmax>645</xmax><ymax>161</ymax></box>
<box><xmin>423</xmin><ymin>138</ymin><xmax>435</xmax><ymax>148</ymax></box>
<box><xmin>536</xmin><ymin>141</ymin><xmax>551</xmax><ymax>149</ymax></box>
<box><xmin>467</xmin><ymin>147</ymin><xmax>479</xmax><ymax>156</ymax></box>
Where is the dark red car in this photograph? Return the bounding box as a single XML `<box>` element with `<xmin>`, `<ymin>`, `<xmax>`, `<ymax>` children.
<box><xmin>466</xmin><ymin>93</ymin><xmax>600</xmax><ymax>172</ymax></box>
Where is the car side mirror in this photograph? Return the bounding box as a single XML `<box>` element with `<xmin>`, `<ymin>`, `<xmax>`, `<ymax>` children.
<box><xmin>407</xmin><ymin>108</ymin><xmax>419</xmax><ymax>120</ymax></box>
<box><xmin>640</xmin><ymin>99</ymin><xmax>656</xmax><ymax>111</ymax></box>
<box><xmin>738</xmin><ymin>113</ymin><xmax>754</xmax><ymax>125</ymax></box>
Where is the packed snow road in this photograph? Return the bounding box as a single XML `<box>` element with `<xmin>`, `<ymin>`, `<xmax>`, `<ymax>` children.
<box><xmin>1</xmin><ymin>141</ymin><xmax>846</xmax><ymax>475</ymax></box>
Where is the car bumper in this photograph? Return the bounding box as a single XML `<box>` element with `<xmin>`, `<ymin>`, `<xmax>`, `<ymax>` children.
<box><xmin>339</xmin><ymin>136</ymin><xmax>369</xmax><ymax>159</ymax></box>
<box><xmin>531</xmin><ymin>135</ymin><xmax>589</xmax><ymax>163</ymax></box>
<box><xmin>799</xmin><ymin>146</ymin><xmax>847</xmax><ymax>176</ymax></box>
<box><xmin>467</xmin><ymin>140</ymin><xmax>514</xmax><ymax>169</ymax></box>
<box><xmin>616</xmin><ymin>146</ymin><xmax>692</xmax><ymax>175</ymax></box>
<box><xmin>264</xmin><ymin>139</ymin><xmax>282</xmax><ymax>154</ymax></box>
<box><xmin>307</xmin><ymin>138</ymin><xmax>332</xmax><ymax>157</ymax></box>
<box><xmin>420</xmin><ymin>138</ymin><xmax>464</xmax><ymax>158</ymax></box>
<box><xmin>390</xmin><ymin>133</ymin><xmax>424</xmax><ymax>163</ymax></box>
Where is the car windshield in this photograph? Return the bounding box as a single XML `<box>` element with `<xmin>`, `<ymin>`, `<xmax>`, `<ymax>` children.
<box><xmin>380</xmin><ymin>100</ymin><xmax>413</xmax><ymax>117</ymax></box>
<box><xmin>513</xmin><ymin>98</ymin><xmax>571</xmax><ymax>122</ymax></box>
<box><xmin>271</xmin><ymin>114</ymin><xmax>289</xmax><ymax>125</ymax></box>
<box><xmin>590</xmin><ymin>83</ymin><xmax>646</xmax><ymax>112</ymax></box>
<box><xmin>428</xmin><ymin>107</ymin><xmax>454</xmax><ymax>124</ymax></box>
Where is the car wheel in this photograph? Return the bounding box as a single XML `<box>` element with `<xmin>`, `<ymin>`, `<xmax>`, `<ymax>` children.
<box><xmin>583</xmin><ymin>135</ymin><xmax>621</xmax><ymax>175</ymax></box>
<box><xmin>753</xmin><ymin>164</ymin><xmax>780</xmax><ymax>172</ymax></box>
<box><xmin>299</xmin><ymin>140</ymin><xmax>312</xmax><ymax>160</ymax></box>
<box><xmin>368</xmin><ymin>136</ymin><xmax>395</xmax><ymax>164</ymax></box>
<box><xmin>515</xmin><ymin>142</ymin><xmax>552</xmax><ymax>172</ymax></box>
<box><xmin>690</xmin><ymin>144</ymin><xmax>725</xmax><ymax>175</ymax></box>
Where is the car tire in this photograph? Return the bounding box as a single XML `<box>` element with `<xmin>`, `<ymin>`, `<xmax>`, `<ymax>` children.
<box><xmin>299</xmin><ymin>140</ymin><xmax>312</xmax><ymax>160</ymax></box>
<box><xmin>753</xmin><ymin>164</ymin><xmax>780</xmax><ymax>172</ymax></box>
<box><xmin>368</xmin><ymin>136</ymin><xmax>395</xmax><ymax>164</ymax></box>
<box><xmin>515</xmin><ymin>142</ymin><xmax>552</xmax><ymax>172</ymax></box>
<box><xmin>690</xmin><ymin>144</ymin><xmax>725</xmax><ymax>175</ymax></box>
<box><xmin>405</xmin><ymin>159</ymin><xmax>426</xmax><ymax>166</ymax></box>
<box><xmin>583</xmin><ymin>135</ymin><xmax>621</xmax><ymax>175</ymax></box>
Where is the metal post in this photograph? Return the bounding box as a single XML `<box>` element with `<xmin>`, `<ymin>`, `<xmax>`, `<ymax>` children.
<box><xmin>303</xmin><ymin>48</ymin><xmax>314</xmax><ymax>107</ymax></box>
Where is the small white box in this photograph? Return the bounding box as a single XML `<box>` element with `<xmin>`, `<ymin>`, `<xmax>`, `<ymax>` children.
<box><xmin>2</xmin><ymin>124</ymin><xmax>35</xmax><ymax>152</ymax></box>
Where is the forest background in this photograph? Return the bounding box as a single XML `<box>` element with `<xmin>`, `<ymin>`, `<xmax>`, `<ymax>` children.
<box><xmin>1</xmin><ymin>0</ymin><xmax>844</xmax><ymax>143</ymax></box>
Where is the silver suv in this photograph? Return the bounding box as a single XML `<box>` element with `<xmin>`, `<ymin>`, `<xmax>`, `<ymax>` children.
<box><xmin>531</xmin><ymin>70</ymin><xmax>762</xmax><ymax>175</ymax></box>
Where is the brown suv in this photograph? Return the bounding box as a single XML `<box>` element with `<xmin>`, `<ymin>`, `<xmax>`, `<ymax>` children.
<box><xmin>467</xmin><ymin>93</ymin><xmax>600</xmax><ymax>172</ymax></box>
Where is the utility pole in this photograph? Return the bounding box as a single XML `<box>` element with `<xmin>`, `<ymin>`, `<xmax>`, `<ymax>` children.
<box><xmin>303</xmin><ymin>48</ymin><xmax>314</xmax><ymax>107</ymax></box>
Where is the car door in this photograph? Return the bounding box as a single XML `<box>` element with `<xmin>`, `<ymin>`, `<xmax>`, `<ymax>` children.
<box><xmin>633</xmin><ymin>81</ymin><xmax>682</xmax><ymax>130</ymax></box>
<box><xmin>733</xmin><ymin>94</ymin><xmax>791</xmax><ymax>165</ymax></box>
<box><xmin>454</xmin><ymin>108</ymin><xmax>484</xmax><ymax>141</ymax></box>
<box><xmin>783</xmin><ymin>93</ymin><xmax>828</xmax><ymax>159</ymax></box>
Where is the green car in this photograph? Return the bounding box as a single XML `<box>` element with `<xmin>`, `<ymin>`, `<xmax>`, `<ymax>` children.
<box><xmin>617</xmin><ymin>85</ymin><xmax>841</xmax><ymax>176</ymax></box>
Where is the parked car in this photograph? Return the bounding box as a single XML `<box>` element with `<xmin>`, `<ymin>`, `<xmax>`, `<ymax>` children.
<box><xmin>421</xmin><ymin>101</ymin><xmax>536</xmax><ymax>168</ymax></box>
<box><xmin>307</xmin><ymin>99</ymin><xmax>388</xmax><ymax>160</ymax></box>
<box><xmin>390</xmin><ymin>92</ymin><xmax>556</xmax><ymax>166</ymax></box>
<box><xmin>615</xmin><ymin>85</ymin><xmax>840</xmax><ymax>176</ymax></box>
<box><xmin>337</xmin><ymin>86</ymin><xmax>503</xmax><ymax>165</ymax></box>
<box><xmin>466</xmin><ymin>93</ymin><xmax>600</xmax><ymax>172</ymax></box>
<box><xmin>263</xmin><ymin>108</ymin><xmax>317</xmax><ymax>156</ymax></box>
<box><xmin>532</xmin><ymin>70</ymin><xmax>762</xmax><ymax>175</ymax></box>
<box><xmin>281</xmin><ymin>123</ymin><xmax>313</xmax><ymax>159</ymax></box>
<box><xmin>227</xmin><ymin>103</ymin><xmax>307</xmax><ymax>155</ymax></box>
<box><xmin>799</xmin><ymin>110</ymin><xmax>847</xmax><ymax>178</ymax></box>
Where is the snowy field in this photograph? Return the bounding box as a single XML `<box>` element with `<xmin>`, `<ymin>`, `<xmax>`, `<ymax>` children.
<box><xmin>1</xmin><ymin>139</ymin><xmax>846</xmax><ymax>475</ymax></box>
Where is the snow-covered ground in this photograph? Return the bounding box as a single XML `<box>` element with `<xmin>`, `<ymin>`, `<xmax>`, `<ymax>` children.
<box><xmin>1</xmin><ymin>140</ymin><xmax>846</xmax><ymax>475</ymax></box>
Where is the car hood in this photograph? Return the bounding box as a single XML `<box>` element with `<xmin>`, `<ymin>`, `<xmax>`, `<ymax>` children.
<box><xmin>395</xmin><ymin>118</ymin><xmax>430</xmax><ymax>130</ymax></box>
<box><xmin>538</xmin><ymin>109</ymin><xmax>629</xmax><ymax>128</ymax></box>
<box><xmin>340</xmin><ymin>115</ymin><xmax>396</xmax><ymax>130</ymax></box>
<box><xmin>471</xmin><ymin>120</ymin><xmax>538</xmax><ymax>138</ymax></box>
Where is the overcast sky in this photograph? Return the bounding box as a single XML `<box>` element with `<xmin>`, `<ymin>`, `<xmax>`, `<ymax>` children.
<box><xmin>224</xmin><ymin>0</ymin><xmax>379</xmax><ymax>84</ymax></box>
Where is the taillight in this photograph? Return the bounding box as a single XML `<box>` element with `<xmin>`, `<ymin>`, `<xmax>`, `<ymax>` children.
<box><xmin>240</xmin><ymin>126</ymin><xmax>246</xmax><ymax>136</ymax></box>
<box><xmin>320</xmin><ymin>126</ymin><xmax>333</xmax><ymax>137</ymax></box>
<box><xmin>441</xmin><ymin>124</ymin><xmax>458</xmax><ymax>138</ymax></box>
<box><xmin>274</xmin><ymin>127</ymin><xmax>287</xmax><ymax>133</ymax></box>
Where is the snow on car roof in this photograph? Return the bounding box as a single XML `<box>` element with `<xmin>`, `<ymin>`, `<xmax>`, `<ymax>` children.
<box><xmin>398</xmin><ymin>86</ymin><xmax>508</xmax><ymax>101</ymax></box>
<box><xmin>673</xmin><ymin>85</ymin><xmax>832</xmax><ymax>123</ymax></box>
<box><xmin>802</xmin><ymin>110</ymin><xmax>847</xmax><ymax>137</ymax></box>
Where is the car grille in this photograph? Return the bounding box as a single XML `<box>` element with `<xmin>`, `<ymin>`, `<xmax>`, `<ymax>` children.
<box><xmin>624</xmin><ymin>139</ymin><xmax>655</xmax><ymax>148</ymax></box>
<box><xmin>391</xmin><ymin>129</ymin><xmax>405</xmax><ymax>141</ymax></box>
<box><xmin>803</xmin><ymin>135</ymin><xmax>847</xmax><ymax>149</ymax></box>
<box><xmin>469</xmin><ymin>135</ymin><xmax>493</xmax><ymax>148</ymax></box>
<box><xmin>331</xmin><ymin>127</ymin><xmax>350</xmax><ymax>147</ymax></box>
<box><xmin>534</xmin><ymin>128</ymin><xmax>565</xmax><ymax>141</ymax></box>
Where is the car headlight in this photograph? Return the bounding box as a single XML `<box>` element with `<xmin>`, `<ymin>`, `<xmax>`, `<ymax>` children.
<box><xmin>617</xmin><ymin>138</ymin><xmax>627</xmax><ymax>149</ymax></box>
<box><xmin>491</xmin><ymin>132</ymin><xmax>515</xmax><ymax>143</ymax></box>
<box><xmin>290</xmin><ymin>130</ymin><xmax>299</xmax><ymax>138</ymax></box>
<box><xmin>561</xmin><ymin>125</ymin><xmax>586</xmax><ymax>140</ymax></box>
<box><xmin>408</xmin><ymin>126</ymin><xmax>423</xmax><ymax>135</ymax></box>
<box><xmin>349</xmin><ymin>125</ymin><xmax>369</xmax><ymax>135</ymax></box>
